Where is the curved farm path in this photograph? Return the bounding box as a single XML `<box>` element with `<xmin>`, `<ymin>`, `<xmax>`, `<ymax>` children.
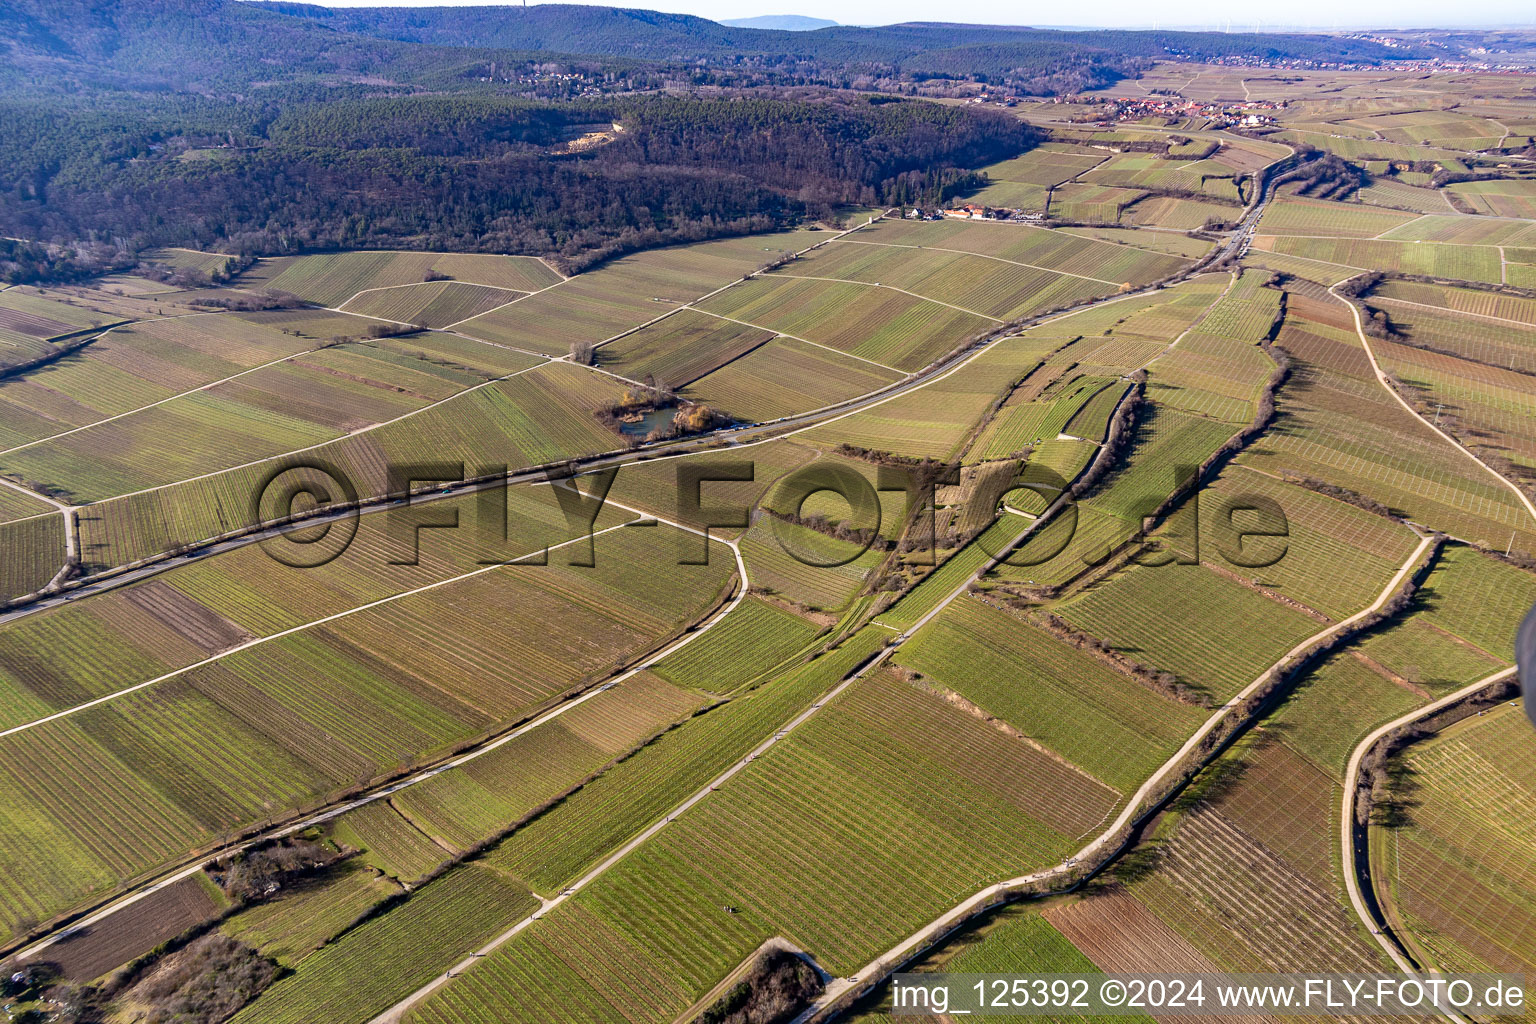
<box><xmin>361</xmin><ymin>385</ymin><xmax>1151</xmax><ymax>1024</ymax></box>
<box><xmin>0</xmin><ymin>187</ymin><xmax>1269</xmax><ymax>627</ymax></box>
<box><xmin>1329</xmin><ymin>280</ymin><xmax>1536</xmax><ymax>528</ymax></box>
<box><xmin>1338</xmin><ymin>666</ymin><xmax>1516</xmax><ymax>1024</ymax></box>
<box><xmin>792</xmin><ymin>532</ymin><xmax>1437</xmax><ymax>1023</ymax></box>
<box><xmin>0</xmin><ymin>465</ymin><xmax>77</xmax><ymax>590</ymax></box>
<box><xmin>0</xmin><ymin>494</ymin><xmax>742</xmax><ymax>742</ymax></box>
<box><xmin>7</xmin><ymin>149</ymin><xmax>1292</xmax><ymax>989</ymax></box>
<box><xmin>12</xmin><ymin>498</ymin><xmax>747</xmax><ymax>962</ymax></box>
<box><xmin>0</xmin><ymin>214</ymin><xmax>881</xmax><ymax>603</ymax></box>
<box><xmin>1309</xmin><ymin>266</ymin><xmax>1536</xmax><ymax>1021</ymax></box>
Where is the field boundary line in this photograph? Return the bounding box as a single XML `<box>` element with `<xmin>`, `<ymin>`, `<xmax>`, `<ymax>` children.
<box><xmin>768</xmin><ymin>272</ymin><xmax>1007</xmax><ymax>323</ymax></box>
<box><xmin>1331</xmin><ymin>279</ymin><xmax>1536</xmax><ymax>529</ymax></box>
<box><xmin>0</xmin><ymin>326</ymin><xmax>338</xmax><ymax>459</ymax></box>
<box><xmin>1135</xmin><ymin>268</ymin><xmax>1238</xmax><ymax>371</ymax></box>
<box><xmin>254</xmin><ymin>248</ymin><xmax>563</xmax><ymax>261</ymax></box>
<box><xmin>0</xmin><ymin>509</ymin><xmax>60</xmax><ymax>526</ymax></box>
<box><xmin>583</xmin><ymin>214</ymin><xmax>891</xmax><ymax>356</ymax></box>
<box><xmin>795</xmin><ymin>533</ymin><xmax>1439</xmax><ymax>1022</ymax></box>
<box><xmin>440</xmin><ymin>328</ymin><xmax>552</xmax><ymax>359</ymax></box>
<box><xmin>1059</xmin><ymin>225</ymin><xmax>1207</xmax><ymax>257</ymax></box>
<box><xmin>0</xmin><ymin>515</ymin><xmax>682</xmax><ymax>740</ymax></box>
<box><xmin>536</xmin><ymin>255</ymin><xmax>569</xmax><ymax>280</ymax></box>
<box><xmin>1370</xmin><ymin>293</ymin><xmax>1536</xmax><ymax>331</ymax></box>
<box><xmin>89</xmin><ymin>357</ymin><xmax>555</xmax><ymax>505</ymax></box>
<box><xmin>570</xmin><ymin>357</ymin><xmax>656</xmax><ymax>391</ymax></box>
<box><xmin>12</xmin><ymin>515</ymin><xmax>746</xmax><ymax>965</ymax></box>
<box><xmin>690</xmin><ymin>309</ymin><xmax>908</xmax><ymax>374</ymax></box>
<box><xmin>1247</xmin><ymin>244</ymin><xmax>1370</xmax><ymax>274</ymax></box>
<box><xmin>339</xmin><ymin>279</ymin><xmax>526</xmax><ymax>304</ymax></box>
<box><xmin>0</xmin><ymin>475</ymin><xmax>67</xmax><ymax>512</ymax></box>
<box><xmin>1372</xmin><ymin>213</ymin><xmax>1429</xmax><ymax>239</ymax></box>
<box><xmin>247</xmin><ymin>250</ymin><xmax>563</xmax><ymax>318</ymax></box>
<box><xmin>833</xmin><ymin>237</ymin><xmax>1124</xmax><ymax>287</ymax></box>
<box><xmin>1262</xmin><ymin>232</ymin><xmax>1518</xmax><ymax>249</ymax></box>
<box><xmin>310</xmin><ymin>300</ymin><xmax>560</xmax><ymax>363</ymax></box>
<box><xmin>157</xmin><ymin>246</ymin><xmax>239</xmax><ymax>261</ymax></box>
<box><xmin>1339</xmin><ymin>666</ymin><xmax>1516</xmax><ymax>1023</ymax></box>
<box><xmin>438</xmin><ymin>276</ymin><xmax>570</xmax><ymax>330</ymax></box>
<box><xmin>461</xmin><ymin>213</ymin><xmax>890</xmax><ymax>359</ymax></box>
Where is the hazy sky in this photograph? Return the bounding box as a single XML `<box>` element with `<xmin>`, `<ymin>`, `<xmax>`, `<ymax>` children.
<box><xmin>307</xmin><ymin>0</ymin><xmax>1536</xmax><ymax>31</ymax></box>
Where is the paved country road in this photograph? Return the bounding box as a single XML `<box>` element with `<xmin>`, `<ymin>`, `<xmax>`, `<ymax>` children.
<box><xmin>3</xmin><ymin>145</ymin><xmax>1290</xmax><ymax>975</ymax></box>
<box><xmin>789</xmin><ymin>226</ymin><xmax>1536</xmax><ymax>1023</ymax></box>
<box><xmin>0</xmin><ymin>159</ymin><xmax>1284</xmax><ymax>630</ymax></box>
<box><xmin>4</xmin><ymin>304</ymin><xmax>1144</xmax><ymax>979</ymax></box>
<box><xmin>11</xmin><ymin>497</ymin><xmax>748</xmax><ymax>962</ymax></box>
<box><xmin>790</xmin><ymin>532</ymin><xmax>1437</xmax><ymax>1023</ymax></box>
<box><xmin>360</xmin><ymin>386</ymin><xmax>1147</xmax><ymax>1024</ymax></box>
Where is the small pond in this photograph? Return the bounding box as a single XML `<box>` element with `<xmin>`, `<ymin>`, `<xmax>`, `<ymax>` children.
<box><xmin>617</xmin><ymin>407</ymin><xmax>675</xmax><ymax>436</ymax></box>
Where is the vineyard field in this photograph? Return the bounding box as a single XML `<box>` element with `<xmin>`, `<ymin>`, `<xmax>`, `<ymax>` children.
<box><xmin>699</xmin><ymin>274</ymin><xmax>992</xmax><ymax>371</ymax></box>
<box><xmin>1383</xmin><ymin>704</ymin><xmax>1536</xmax><ymax>976</ymax></box>
<box><xmin>1257</xmin><ymin>197</ymin><xmax>1420</xmax><ymax>238</ymax></box>
<box><xmin>239</xmin><ymin>252</ymin><xmax>558</xmax><ymax>307</ymax></box>
<box><xmin>599</xmin><ymin>309</ymin><xmax>774</xmax><ymax>389</ymax></box>
<box><xmin>223</xmin><ymin>861</ymin><xmax>401</xmax><ymax>966</ymax></box>
<box><xmin>230</xmin><ymin>864</ymin><xmax>537</xmax><ymax>1024</ymax></box>
<box><xmin>5</xmin><ymin>84</ymin><xmax>1536</xmax><ymax>1024</ymax></box>
<box><xmin>486</xmin><ymin>628</ymin><xmax>890</xmax><ymax>894</ymax></box>
<box><xmin>329</xmin><ymin>801</ymin><xmax>451</xmax><ymax>884</ymax></box>
<box><xmin>1256</xmin><ymin>236</ymin><xmax>1504</xmax><ymax>284</ymax></box>
<box><xmin>650</xmin><ymin>597</ymin><xmax>822</xmax><ymax>693</ymax></box>
<box><xmin>687</xmin><ymin>336</ymin><xmax>900</xmax><ymax>422</ymax></box>
<box><xmin>897</xmin><ymin>596</ymin><xmax>1204</xmax><ymax>791</ymax></box>
<box><xmin>386</xmin><ymin>672</ymin><xmax>705</xmax><ymax>851</ymax></box>
<box><xmin>340</xmin><ymin>281</ymin><xmax>523</xmax><ymax>329</ymax></box>
<box><xmin>1058</xmin><ymin>562</ymin><xmax>1321</xmax><ymax>702</ymax></box>
<box><xmin>408</xmin><ymin>669</ymin><xmax>1113</xmax><ymax>1024</ymax></box>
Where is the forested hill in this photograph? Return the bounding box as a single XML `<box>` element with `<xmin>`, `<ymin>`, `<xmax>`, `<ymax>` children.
<box><xmin>0</xmin><ymin>0</ymin><xmax>1437</xmax><ymax>273</ymax></box>
<box><xmin>1</xmin><ymin>0</ymin><xmax>1432</xmax><ymax>97</ymax></box>
<box><xmin>0</xmin><ymin>92</ymin><xmax>1033</xmax><ymax>268</ymax></box>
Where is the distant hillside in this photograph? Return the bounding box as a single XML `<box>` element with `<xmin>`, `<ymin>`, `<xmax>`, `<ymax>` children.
<box><xmin>0</xmin><ymin>0</ymin><xmax>1449</xmax><ymax>267</ymax></box>
<box><xmin>0</xmin><ymin>0</ymin><xmax>1438</xmax><ymax>98</ymax></box>
<box><xmin>720</xmin><ymin>15</ymin><xmax>837</xmax><ymax>30</ymax></box>
<box><xmin>288</xmin><ymin>5</ymin><xmax>1432</xmax><ymax>69</ymax></box>
<box><xmin>0</xmin><ymin>0</ymin><xmax>469</xmax><ymax>92</ymax></box>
